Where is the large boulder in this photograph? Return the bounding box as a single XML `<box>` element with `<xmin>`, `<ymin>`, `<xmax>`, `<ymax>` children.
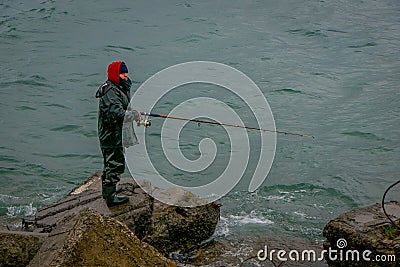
<box><xmin>323</xmin><ymin>201</ymin><xmax>399</xmax><ymax>267</ymax></box>
<box><xmin>33</xmin><ymin>172</ymin><xmax>220</xmax><ymax>255</ymax></box>
<box><xmin>28</xmin><ymin>209</ymin><xmax>176</xmax><ymax>267</ymax></box>
<box><xmin>0</xmin><ymin>230</ymin><xmax>47</xmax><ymax>267</ymax></box>
<box><xmin>142</xmin><ymin>191</ymin><xmax>221</xmax><ymax>254</ymax></box>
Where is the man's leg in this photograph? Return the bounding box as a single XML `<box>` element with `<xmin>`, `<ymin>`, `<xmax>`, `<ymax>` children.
<box><xmin>101</xmin><ymin>147</ymin><xmax>129</xmax><ymax>206</ymax></box>
<box><xmin>102</xmin><ymin>147</ymin><xmax>124</xmax><ymax>183</ymax></box>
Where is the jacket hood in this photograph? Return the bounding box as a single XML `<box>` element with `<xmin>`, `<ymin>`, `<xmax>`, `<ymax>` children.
<box><xmin>107</xmin><ymin>61</ymin><xmax>122</xmax><ymax>84</ymax></box>
<box><xmin>95</xmin><ymin>81</ymin><xmax>112</xmax><ymax>98</ymax></box>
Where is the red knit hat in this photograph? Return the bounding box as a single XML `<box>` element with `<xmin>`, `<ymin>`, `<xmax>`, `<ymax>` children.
<box><xmin>107</xmin><ymin>61</ymin><xmax>123</xmax><ymax>83</ymax></box>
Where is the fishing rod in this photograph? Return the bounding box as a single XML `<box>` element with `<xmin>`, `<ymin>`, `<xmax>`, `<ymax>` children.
<box><xmin>138</xmin><ymin>112</ymin><xmax>314</xmax><ymax>138</ymax></box>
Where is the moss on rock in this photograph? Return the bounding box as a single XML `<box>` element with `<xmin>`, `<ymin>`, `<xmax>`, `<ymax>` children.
<box><xmin>29</xmin><ymin>209</ymin><xmax>176</xmax><ymax>267</ymax></box>
<box><xmin>0</xmin><ymin>230</ymin><xmax>47</xmax><ymax>267</ymax></box>
<box><xmin>323</xmin><ymin>201</ymin><xmax>399</xmax><ymax>267</ymax></box>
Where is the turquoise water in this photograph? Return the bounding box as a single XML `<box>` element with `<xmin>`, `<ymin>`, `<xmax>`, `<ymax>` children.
<box><xmin>1</xmin><ymin>0</ymin><xmax>399</xmax><ymax>252</ymax></box>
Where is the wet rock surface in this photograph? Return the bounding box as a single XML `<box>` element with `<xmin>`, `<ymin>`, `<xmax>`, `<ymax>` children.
<box><xmin>0</xmin><ymin>172</ymin><xmax>220</xmax><ymax>266</ymax></box>
<box><xmin>0</xmin><ymin>230</ymin><xmax>47</xmax><ymax>267</ymax></box>
<box><xmin>28</xmin><ymin>209</ymin><xmax>176</xmax><ymax>267</ymax></box>
<box><xmin>179</xmin><ymin>237</ymin><xmax>327</xmax><ymax>267</ymax></box>
<box><xmin>33</xmin><ymin>172</ymin><xmax>220</xmax><ymax>255</ymax></box>
<box><xmin>323</xmin><ymin>201</ymin><xmax>399</xmax><ymax>267</ymax></box>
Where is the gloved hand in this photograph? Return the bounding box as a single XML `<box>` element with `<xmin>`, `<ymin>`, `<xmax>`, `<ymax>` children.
<box><xmin>124</xmin><ymin>110</ymin><xmax>141</xmax><ymax>122</ymax></box>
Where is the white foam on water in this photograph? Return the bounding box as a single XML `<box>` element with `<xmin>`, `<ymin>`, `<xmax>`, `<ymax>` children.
<box><xmin>215</xmin><ymin>216</ymin><xmax>230</xmax><ymax>237</ymax></box>
<box><xmin>229</xmin><ymin>214</ymin><xmax>274</xmax><ymax>225</ymax></box>
<box><xmin>6</xmin><ymin>203</ymin><xmax>36</xmax><ymax>217</ymax></box>
<box><xmin>0</xmin><ymin>193</ymin><xmax>21</xmax><ymax>200</ymax></box>
<box><xmin>293</xmin><ymin>189</ymin><xmax>307</xmax><ymax>193</ymax></box>
<box><xmin>264</xmin><ymin>195</ymin><xmax>286</xmax><ymax>200</ymax></box>
<box><xmin>293</xmin><ymin>211</ymin><xmax>307</xmax><ymax>217</ymax></box>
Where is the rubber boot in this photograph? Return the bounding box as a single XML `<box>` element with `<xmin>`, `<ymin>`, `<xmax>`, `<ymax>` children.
<box><xmin>116</xmin><ymin>185</ymin><xmax>123</xmax><ymax>194</ymax></box>
<box><xmin>102</xmin><ymin>184</ymin><xmax>129</xmax><ymax>207</ymax></box>
<box><xmin>102</xmin><ymin>172</ymin><xmax>123</xmax><ymax>193</ymax></box>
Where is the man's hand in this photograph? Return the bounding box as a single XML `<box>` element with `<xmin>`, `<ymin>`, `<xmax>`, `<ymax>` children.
<box><xmin>124</xmin><ymin>110</ymin><xmax>141</xmax><ymax>123</ymax></box>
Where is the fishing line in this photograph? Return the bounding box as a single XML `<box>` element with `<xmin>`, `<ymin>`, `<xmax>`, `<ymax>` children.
<box><xmin>381</xmin><ymin>178</ymin><xmax>400</xmax><ymax>230</ymax></box>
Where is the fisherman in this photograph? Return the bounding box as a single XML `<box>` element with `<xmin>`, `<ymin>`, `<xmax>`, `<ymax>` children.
<box><xmin>95</xmin><ymin>61</ymin><xmax>139</xmax><ymax>207</ymax></box>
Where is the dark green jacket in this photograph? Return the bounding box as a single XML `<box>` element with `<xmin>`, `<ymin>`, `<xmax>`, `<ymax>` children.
<box><xmin>96</xmin><ymin>80</ymin><xmax>130</xmax><ymax>148</ymax></box>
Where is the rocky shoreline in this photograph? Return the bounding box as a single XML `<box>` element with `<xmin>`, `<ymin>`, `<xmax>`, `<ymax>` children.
<box><xmin>323</xmin><ymin>201</ymin><xmax>399</xmax><ymax>267</ymax></box>
<box><xmin>0</xmin><ymin>172</ymin><xmax>220</xmax><ymax>266</ymax></box>
<box><xmin>0</xmin><ymin>173</ymin><xmax>398</xmax><ymax>266</ymax></box>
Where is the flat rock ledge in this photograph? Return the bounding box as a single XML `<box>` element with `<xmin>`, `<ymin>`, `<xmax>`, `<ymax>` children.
<box><xmin>1</xmin><ymin>172</ymin><xmax>220</xmax><ymax>266</ymax></box>
<box><xmin>323</xmin><ymin>201</ymin><xmax>399</xmax><ymax>267</ymax></box>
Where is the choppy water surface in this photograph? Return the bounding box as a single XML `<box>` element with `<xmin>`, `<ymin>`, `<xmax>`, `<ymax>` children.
<box><xmin>1</xmin><ymin>0</ymin><xmax>399</xmax><ymax>263</ymax></box>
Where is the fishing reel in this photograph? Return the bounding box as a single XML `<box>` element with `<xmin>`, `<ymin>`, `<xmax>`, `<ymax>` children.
<box><xmin>137</xmin><ymin>114</ymin><xmax>151</xmax><ymax>128</ymax></box>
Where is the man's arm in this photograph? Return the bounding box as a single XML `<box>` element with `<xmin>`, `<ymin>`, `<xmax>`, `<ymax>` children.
<box><xmin>103</xmin><ymin>88</ymin><xmax>126</xmax><ymax>124</ymax></box>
